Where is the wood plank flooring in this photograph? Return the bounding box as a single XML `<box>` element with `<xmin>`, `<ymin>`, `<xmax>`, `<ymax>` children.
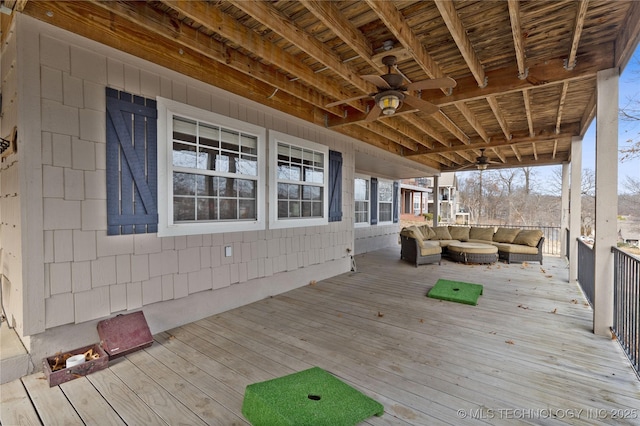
<box><xmin>2</xmin><ymin>248</ymin><xmax>639</xmax><ymax>425</ymax></box>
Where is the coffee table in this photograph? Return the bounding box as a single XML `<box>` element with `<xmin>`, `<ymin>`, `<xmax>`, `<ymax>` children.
<box><xmin>447</xmin><ymin>242</ymin><xmax>498</xmax><ymax>264</ymax></box>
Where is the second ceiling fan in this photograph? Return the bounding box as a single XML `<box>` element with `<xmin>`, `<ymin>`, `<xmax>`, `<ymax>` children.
<box><xmin>326</xmin><ymin>55</ymin><xmax>456</xmax><ymax>122</ymax></box>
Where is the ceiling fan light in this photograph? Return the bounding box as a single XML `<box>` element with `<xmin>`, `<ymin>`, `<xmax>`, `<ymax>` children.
<box><xmin>477</xmin><ymin>163</ymin><xmax>488</xmax><ymax>171</ymax></box>
<box><xmin>378</xmin><ymin>94</ymin><xmax>400</xmax><ymax>115</ymax></box>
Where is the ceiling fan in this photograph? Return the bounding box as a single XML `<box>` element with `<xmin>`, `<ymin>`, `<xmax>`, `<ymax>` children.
<box><xmin>460</xmin><ymin>149</ymin><xmax>500</xmax><ymax>171</ymax></box>
<box><xmin>326</xmin><ymin>55</ymin><xmax>456</xmax><ymax>122</ymax></box>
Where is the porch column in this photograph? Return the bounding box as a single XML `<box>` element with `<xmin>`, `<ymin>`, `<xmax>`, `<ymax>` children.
<box><xmin>433</xmin><ymin>175</ymin><xmax>439</xmax><ymax>227</ymax></box>
<box><xmin>560</xmin><ymin>162</ymin><xmax>570</xmax><ymax>258</ymax></box>
<box><xmin>593</xmin><ymin>68</ymin><xmax>619</xmax><ymax>336</ymax></box>
<box><xmin>569</xmin><ymin>137</ymin><xmax>582</xmax><ymax>285</ymax></box>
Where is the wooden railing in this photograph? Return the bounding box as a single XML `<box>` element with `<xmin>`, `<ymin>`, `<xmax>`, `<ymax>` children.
<box><xmin>612</xmin><ymin>247</ymin><xmax>640</xmax><ymax>379</ymax></box>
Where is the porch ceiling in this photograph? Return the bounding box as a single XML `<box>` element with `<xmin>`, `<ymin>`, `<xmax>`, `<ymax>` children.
<box><xmin>8</xmin><ymin>0</ymin><xmax>640</xmax><ymax>173</ymax></box>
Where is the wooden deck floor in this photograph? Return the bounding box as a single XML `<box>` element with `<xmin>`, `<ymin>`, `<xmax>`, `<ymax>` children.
<box><xmin>2</xmin><ymin>248</ymin><xmax>640</xmax><ymax>425</ymax></box>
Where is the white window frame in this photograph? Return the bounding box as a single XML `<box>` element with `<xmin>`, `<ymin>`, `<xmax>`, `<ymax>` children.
<box><xmin>157</xmin><ymin>97</ymin><xmax>266</xmax><ymax>236</ymax></box>
<box><xmin>269</xmin><ymin>130</ymin><xmax>328</xmax><ymax>229</ymax></box>
<box><xmin>377</xmin><ymin>178</ymin><xmax>394</xmax><ymax>225</ymax></box>
<box><xmin>354</xmin><ymin>174</ymin><xmax>370</xmax><ymax>228</ymax></box>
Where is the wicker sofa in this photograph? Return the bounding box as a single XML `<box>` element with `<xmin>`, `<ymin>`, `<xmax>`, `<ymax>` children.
<box><xmin>400</xmin><ymin>224</ymin><xmax>545</xmax><ymax>266</ymax></box>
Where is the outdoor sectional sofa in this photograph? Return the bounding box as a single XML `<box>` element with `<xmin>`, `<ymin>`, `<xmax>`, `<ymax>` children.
<box><xmin>400</xmin><ymin>224</ymin><xmax>545</xmax><ymax>267</ymax></box>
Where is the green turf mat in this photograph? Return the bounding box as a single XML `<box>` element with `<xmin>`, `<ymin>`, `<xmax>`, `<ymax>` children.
<box><xmin>242</xmin><ymin>367</ymin><xmax>384</xmax><ymax>425</ymax></box>
<box><xmin>427</xmin><ymin>279</ymin><xmax>484</xmax><ymax>305</ymax></box>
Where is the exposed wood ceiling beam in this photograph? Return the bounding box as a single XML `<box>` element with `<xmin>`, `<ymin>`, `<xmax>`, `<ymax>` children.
<box><xmin>441</xmin><ymin>153</ymin><xmax>571</xmax><ymax>172</ymax></box>
<box><xmin>299</xmin><ymin>0</ymin><xmax>381</xmax><ymax>73</ymax></box>
<box><xmin>402</xmin><ymin>115</ymin><xmax>449</xmax><ymax>148</ymax></box>
<box><xmin>226</xmin><ymin>0</ymin><xmax>433</xmax><ymax>152</ymax></box>
<box><xmin>405</xmin><ymin>123</ymin><xmax>578</xmax><ymax>156</ymax></box>
<box><xmin>580</xmin><ymin>91</ymin><xmax>596</xmax><ymax>136</ymax></box>
<box><xmin>365</xmin><ymin>0</ymin><xmax>446</xmax><ymax>81</ymax></box>
<box><xmin>507</xmin><ymin>0</ymin><xmax>527</xmax><ymax>79</ymax></box>
<box><xmin>228</xmin><ymin>0</ymin><xmax>374</xmax><ymax>96</ymax></box>
<box><xmin>566</xmin><ymin>0</ymin><xmax>589</xmax><ymax>71</ymax></box>
<box><xmin>511</xmin><ymin>144</ymin><xmax>522</xmax><ymax>162</ymax></box>
<box><xmin>491</xmin><ymin>148</ymin><xmax>506</xmax><ymax>163</ymax></box>
<box><xmin>455</xmin><ymin>103</ymin><xmax>489</xmax><ymax>142</ymax></box>
<box><xmin>25</xmin><ymin>0</ymin><xmax>417</xmax><ymax>159</ymax></box>
<box><xmin>532</xmin><ymin>142</ymin><xmax>538</xmax><ymax>160</ymax></box>
<box><xmin>431</xmin><ymin>112</ymin><xmax>470</xmax><ymax>145</ymax></box>
<box><xmin>435</xmin><ymin>0</ymin><xmax>486</xmax><ymax>88</ymax></box>
<box><xmin>487</xmin><ymin>96</ymin><xmax>511</xmax><ymax>140</ymax></box>
<box><xmin>522</xmin><ymin>89</ymin><xmax>535</xmax><ymax>137</ymax></box>
<box><xmin>555</xmin><ymin>81</ymin><xmax>569</xmax><ymax>134</ymax></box>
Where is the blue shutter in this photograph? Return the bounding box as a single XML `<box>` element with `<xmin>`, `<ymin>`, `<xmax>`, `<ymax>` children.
<box><xmin>393</xmin><ymin>180</ymin><xmax>399</xmax><ymax>223</ymax></box>
<box><xmin>328</xmin><ymin>150</ymin><xmax>342</xmax><ymax>222</ymax></box>
<box><xmin>106</xmin><ymin>88</ymin><xmax>158</xmax><ymax>235</ymax></box>
<box><xmin>370</xmin><ymin>177</ymin><xmax>378</xmax><ymax>225</ymax></box>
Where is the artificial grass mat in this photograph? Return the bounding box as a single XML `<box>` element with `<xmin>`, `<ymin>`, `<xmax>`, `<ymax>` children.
<box><xmin>427</xmin><ymin>279</ymin><xmax>484</xmax><ymax>306</ymax></box>
<box><xmin>242</xmin><ymin>366</ymin><xmax>384</xmax><ymax>425</ymax></box>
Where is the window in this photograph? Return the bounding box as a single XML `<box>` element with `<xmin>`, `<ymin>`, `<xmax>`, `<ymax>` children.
<box><xmin>157</xmin><ymin>98</ymin><xmax>265</xmax><ymax>236</ymax></box>
<box><xmin>378</xmin><ymin>179</ymin><xmax>394</xmax><ymax>224</ymax></box>
<box><xmin>269</xmin><ymin>131</ymin><xmax>328</xmax><ymax>229</ymax></box>
<box><xmin>354</xmin><ymin>175</ymin><xmax>370</xmax><ymax>226</ymax></box>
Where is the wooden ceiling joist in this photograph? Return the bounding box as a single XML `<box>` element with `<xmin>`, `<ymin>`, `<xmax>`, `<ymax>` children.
<box><xmin>566</xmin><ymin>0</ymin><xmax>589</xmax><ymax>71</ymax></box>
<box><xmin>507</xmin><ymin>0</ymin><xmax>527</xmax><ymax>79</ymax></box>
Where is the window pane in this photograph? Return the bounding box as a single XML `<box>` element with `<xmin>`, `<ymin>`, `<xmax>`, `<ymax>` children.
<box><xmin>289</xmin><ymin>201</ymin><xmax>301</xmax><ymax>217</ymax></box>
<box><xmin>290</xmin><ymin>146</ymin><xmax>303</xmax><ymax>164</ymax></box>
<box><xmin>312</xmin><ymin>202</ymin><xmax>323</xmax><ymax>217</ymax></box>
<box><xmin>277</xmin><ymin>182</ymin><xmax>288</xmax><ymax>200</ymax></box>
<box><xmin>239</xmin><ymin>199</ymin><xmax>256</xmax><ymax>219</ymax></box>
<box><xmin>301</xmin><ymin>201</ymin><xmax>312</xmax><ymax>217</ymax></box>
<box><xmin>196</xmin><ymin>175</ymin><xmax>216</xmax><ymax>197</ymax></box>
<box><xmin>379</xmin><ymin>203</ymin><xmax>392</xmax><ymax>222</ymax></box>
<box><xmin>379</xmin><ymin>182</ymin><xmax>393</xmax><ymax>202</ymax></box>
<box><xmin>197</xmin><ymin>148</ymin><xmax>216</xmax><ymax>170</ymax></box>
<box><xmin>220</xmin><ymin>128</ymin><xmax>239</xmax><ymax>152</ymax></box>
<box><xmin>197</xmin><ymin>198</ymin><xmax>217</xmax><ymax>221</ymax></box>
<box><xmin>237</xmin><ymin>179</ymin><xmax>256</xmax><ymax>198</ymax></box>
<box><xmin>173</xmin><ymin>173</ymin><xmax>196</xmax><ymax>196</ymax></box>
<box><xmin>288</xmin><ymin>184</ymin><xmax>300</xmax><ymax>200</ymax></box>
<box><xmin>199</xmin><ymin>124</ymin><xmax>219</xmax><ymax>148</ymax></box>
<box><xmin>278</xmin><ymin>201</ymin><xmax>288</xmax><ymax>218</ymax></box>
<box><xmin>173</xmin><ymin>143</ymin><xmax>197</xmax><ymax>168</ymax></box>
<box><xmin>219</xmin><ymin>198</ymin><xmax>237</xmax><ymax>220</ymax></box>
<box><xmin>218</xmin><ymin>178</ymin><xmax>237</xmax><ymax>197</ymax></box>
<box><xmin>173</xmin><ymin>117</ymin><xmax>197</xmax><ymax>143</ymax></box>
<box><xmin>238</xmin><ymin>156</ymin><xmax>258</xmax><ymax>176</ymax></box>
<box><xmin>174</xmin><ymin>197</ymin><xmax>195</xmax><ymax>222</ymax></box>
<box><xmin>241</xmin><ymin>134</ymin><xmax>257</xmax><ymax>155</ymax></box>
<box><xmin>354</xmin><ymin>179</ymin><xmax>368</xmax><ymax>201</ymax></box>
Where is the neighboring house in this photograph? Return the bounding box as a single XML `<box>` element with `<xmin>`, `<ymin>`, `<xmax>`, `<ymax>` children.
<box><xmin>400</xmin><ymin>173</ymin><xmax>467</xmax><ymax>224</ymax></box>
<box><xmin>0</xmin><ymin>15</ymin><xmax>437</xmax><ymax>374</ymax></box>
<box><xmin>618</xmin><ymin>217</ymin><xmax>640</xmax><ymax>247</ymax></box>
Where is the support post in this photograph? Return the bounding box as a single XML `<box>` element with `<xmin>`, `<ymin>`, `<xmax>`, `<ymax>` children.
<box><xmin>560</xmin><ymin>162</ymin><xmax>570</xmax><ymax>258</ymax></box>
<box><xmin>433</xmin><ymin>175</ymin><xmax>439</xmax><ymax>227</ymax></box>
<box><xmin>569</xmin><ymin>137</ymin><xmax>582</xmax><ymax>285</ymax></box>
<box><xmin>593</xmin><ymin>68</ymin><xmax>619</xmax><ymax>336</ymax></box>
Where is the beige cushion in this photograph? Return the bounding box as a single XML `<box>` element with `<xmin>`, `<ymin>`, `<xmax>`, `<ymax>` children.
<box><xmin>417</xmin><ymin>224</ymin><xmax>436</xmax><ymax>240</ymax></box>
<box><xmin>513</xmin><ymin>229</ymin><xmax>543</xmax><ymax>247</ymax></box>
<box><xmin>448</xmin><ymin>242</ymin><xmax>498</xmax><ymax>254</ymax></box>
<box><xmin>448</xmin><ymin>226</ymin><xmax>470</xmax><ymax>241</ymax></box>
<box><xmin>469</xmin><ymin>227</ymin><xmax>495</xmax><ymax>241</ymax></box>
<box><xmin>493</xmin><ymin>227</ymin><xmax>521</xmax><ymax>243</ymax></box>
<box><xmin>420</xmin><ymin>241</ymin><xmax>442</xmax><ymax>256</ymax></box>
<box><xmin>401</xmin><ymin>226</ymin><xmax>429</xmax><ymax>249</ymax></box>
<box><xmin>493</xmin><ymin>243</ymin><xmax>539</xmax><ymax>254</ymax></box>
<box><xmin>436</xmin><ymin>239</ymin><xmax>460</xmax><ymax>248</ymax></box>
<box><xmin>432</xmin><ymin>226</ymin><xmax>452</xmax><ymax>240</ymax></box>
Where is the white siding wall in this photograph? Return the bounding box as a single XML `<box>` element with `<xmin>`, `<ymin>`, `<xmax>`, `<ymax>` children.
<box><xmin>6</xmin><ymin>15</ymin><xmax>419</xmax><ymax>366</ymax></box>
<box><xmin>354</xmin><ymin>224</ymin><xmax>400</xmax><ymax>255</ymax></box>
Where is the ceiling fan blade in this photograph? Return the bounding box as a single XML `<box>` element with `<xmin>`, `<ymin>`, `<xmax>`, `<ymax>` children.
<box><xmin>364</xmin><ymin>104</ymin><xmax>382</xmax><ymax>122</ymax></box>
<box><xmin>325</xmin><ymin>94</ymin><xmax>371</xmax><ymax>108</ymax></box>
<box><xmin>406</xmin><ymin>77</ymin><xmax>457</xmax><ymax>91</ymax></box>
<box><xmin>361</xmin><ymin>74</ymin><xmax>391</xmax><ymax>89</ymax></box>
<box><xmin>403</xmin><ymin>94</ymin><xmax>439</xmax><ymax>114</ymax></box>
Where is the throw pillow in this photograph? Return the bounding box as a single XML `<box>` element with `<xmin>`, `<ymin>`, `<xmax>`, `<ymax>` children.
<box><xmin>448</xmin><ymin>226</ymin><xmax>470</xmax><ymax>241</ymax></box>
<box><xmin>400</xmin><ymin>226</ymin><xmax>426</xmax><ymax>248</ymax></box>
<box><xmin>432</xmin><ymin>226</ymin><xmax>453</xmax><ymax>240</ymax></box>
<box><xmin>469</xmin><ymin>226</ymin><xmax>495</xmax><ymax>241</ymax></box>
<box><xmin>513</xmin><ymin>229</ymin><xmax>544</xmax><ymax>247</ymax></box>
<box><xmin>417</xmin><ymin>224</ymin><xmax>436</xmax><ymax>240</ymax></box>
<box><xmin>493</xmin><ymin>227</ymin><xmax>521</xmax><ymax>243</ymax></box>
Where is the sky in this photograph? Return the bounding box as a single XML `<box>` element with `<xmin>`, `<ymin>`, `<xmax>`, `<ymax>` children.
<box><xmin>535</xmin><ymin>46</ymin><xmax>640</xmax><ymax>194</ymax></box>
